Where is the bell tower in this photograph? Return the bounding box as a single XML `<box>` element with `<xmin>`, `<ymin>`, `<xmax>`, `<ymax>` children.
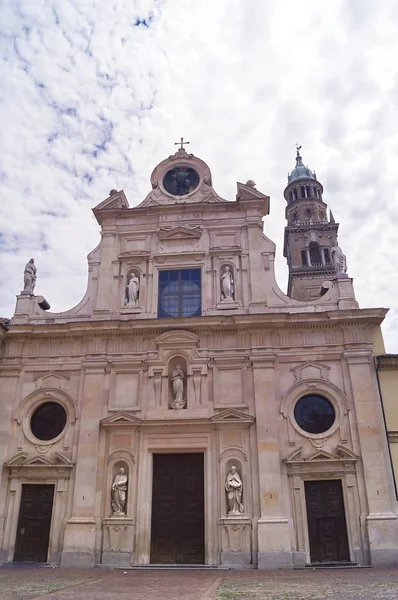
<box><xmin>283</xmin><ymin>147</ymin><xmax>340</xmax><ymax>301</ymax></box>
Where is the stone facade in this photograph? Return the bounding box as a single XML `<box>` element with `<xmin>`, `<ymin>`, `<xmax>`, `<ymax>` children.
<box><xmin>375</xmin><ymin>354</ymin><xmax>398</xmax><ymax>503</ymax></box>
<box><xmin>0</xmin><ymin>148</ymin><xmax>397</xmax><ymax>568</ymax></box>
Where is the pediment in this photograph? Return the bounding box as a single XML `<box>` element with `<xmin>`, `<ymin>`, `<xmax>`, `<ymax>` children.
<box><xmin>211</xmin><ymin>408</ymin><xmax>255</xmax><ymax>424</ymax></box>
<box><xmin>335</xmin><ymin>444</ymin><xmax>358</xmax><ymax>460</ymax></box>
<box><xmin>155</xmin><ymin>330</ymin><xmax>199</xmax><ymax>347</ymax></box>
<box><xmin>307</xmin><ymin>450</ymin><xmax>336</xmax><ymax>461</ymax></box>
<box><xmin>291</xmin><ymin>361</ymin><xmax>331</xmax><ymax>382</ymax></box>
<box><xmin>284</xmin><ymin>445</ymin><xmax>358</xmax><ymax>464</ymax></box>
<box><xmin>236</xmin><ymin>181</ymin><xmax>269</xmax><ymax>202</ymax></box>
<box><xmin>100</xmin><ymin>411</ymin><xmax>142</xmax><ymax>427</ymax></box>
<box><xmin>34</xmin><ymin>371</ymin><xmax>70</xmax><ymax>391</ymax></box>
<box><xmin>5</xmin><ymin>451</ymin><xmax>73</xmax><ymax>469</ymax></box>
<box><xmin>93</xmin><ymin>190</ymin><xmax>129</xmax><ymax>211</ymax></box>
<box><xmin>158</xmin><ymin>226</ymin><xmax>202</xmax><ymax>241</ymax></box>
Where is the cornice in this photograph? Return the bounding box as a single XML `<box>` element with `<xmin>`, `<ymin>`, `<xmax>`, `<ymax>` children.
<box><xmin>4</xmin><ymin>307</ymin><xmax>387</xmax><ymax>341</ymax></box>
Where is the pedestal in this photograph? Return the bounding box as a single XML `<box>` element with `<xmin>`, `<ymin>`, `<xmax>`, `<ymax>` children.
<box><xmin>101</xmin><ymin>517</ymin><xmax>135</xmax><ymax>567</ymax></box>
<box><xmin>257</xmin><ymin>518</ymin><xmax>293</xmax><ymax>569</ymax></box>
<box><xmin>60</xmin><ymin>518</ymin><xmax>97</xmax><ymax>567</ymax></box>
<box><xmin>219</xmin><ymin>516</ymin><xmax>252</xmax><ymax>567</ymax></box>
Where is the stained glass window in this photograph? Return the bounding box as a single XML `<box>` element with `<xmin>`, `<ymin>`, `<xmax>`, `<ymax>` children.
<box><xmin>158</xmin><ymin>269</ymin><xmax>201</xmax><ymax>318</ymax></box>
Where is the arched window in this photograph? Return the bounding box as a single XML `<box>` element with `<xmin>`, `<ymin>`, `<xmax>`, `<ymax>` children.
<box><xmin>309</xmin><ymin>242</ymin><xmax>322</xmax><ymax>266</ymax></box>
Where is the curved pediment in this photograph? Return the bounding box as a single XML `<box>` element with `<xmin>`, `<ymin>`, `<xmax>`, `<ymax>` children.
<box><xmin>155</xmin><ymin>330</ymin><xmax>199</xmax><ymax>347</ymax></box>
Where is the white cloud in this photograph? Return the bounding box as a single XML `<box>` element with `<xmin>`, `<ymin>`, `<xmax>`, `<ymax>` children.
<box><xmin>1</xmin><ymin>0</ymin><xmax>398</xmax><ymax>350</ymax></box>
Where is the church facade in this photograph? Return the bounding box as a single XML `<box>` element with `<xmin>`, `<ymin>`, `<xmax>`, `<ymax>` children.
<box><xmin>0</xmin><ymin>147</ymin><xmax>397</xmax><ymax>569</ymax></box>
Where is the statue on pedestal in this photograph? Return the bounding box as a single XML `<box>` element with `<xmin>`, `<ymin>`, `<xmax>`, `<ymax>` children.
<box><xmin>111</xmin><ymin>467</ymin><xmax>128</xmax><ymax>515</ymax></box>
<box><xmin>170</xmin><ymin>364</ymin><xmax>186</xmax><ymax>409</ymax></box>
<box><xmin>331</xmin><ymin>243</ymin><xmax>347</xmax><ymax>275</ymax></box>
<box><xmin>221</xmin><ymin>266</ymin><xmax>234</xmax><ymax>301</ymax></box>
<box><xmin>22</xmin><ymin>258</ymin><xmax>37</xmax><ymax>295</ymax></box>
<box><xmin>225</xmin><ymin>465</ymin><xmax>244</xmax><ymax>515</ymax></box>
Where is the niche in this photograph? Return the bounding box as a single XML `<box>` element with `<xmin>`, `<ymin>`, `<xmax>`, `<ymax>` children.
<box><xmin>124</xmin><ymin>270</ymin><xmax>140</xmax><ymax>306</ymax></box>
<box><xmin>168</xmin><ymin>356</ymin><xmax>187</xmax><ymax>410</ymax></box>
<box><xmin>220</xmin><ymin>264</ymin><xmax>235</xmax><ymax>302</ymax></box>
<box><xmin>110</xmin><ymin>460</ymin><xmax>129</xmax><ymax>517</ymax></box>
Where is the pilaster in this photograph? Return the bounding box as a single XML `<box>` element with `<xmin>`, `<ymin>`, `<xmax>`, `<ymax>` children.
<box><xmin>61</xmin><ymin>363</ymin><xmax>106</xmax><ymax>566</ymax></box>
<box><xmin>345</xmin><ymin>350</ymin><xmax>398</xmax><ymax>566</ymax></box>
<box><xmin>251</xmin><ymin>354</ymin><xmax>292</xmax><ymax>568</ymax></box>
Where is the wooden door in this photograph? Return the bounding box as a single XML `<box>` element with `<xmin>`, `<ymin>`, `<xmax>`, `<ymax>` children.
<box><xmin>14</xmin><ymin>484</ymin><xmax>54</xmax><ymax>562</ymax></box>
<box><xmin>305</xmin><ymin>479</ymin><xmax>350</xmax><ymax>563</ymax></box>
<box><xmin>151</xmin><ymin>453</ymin><xmax>204</xmax><ymax>564</ymax></box>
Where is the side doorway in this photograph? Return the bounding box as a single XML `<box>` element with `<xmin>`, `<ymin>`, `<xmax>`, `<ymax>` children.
<box><xmin>14</xmin><ymin>484</ymin><xmax>55</xmax><ymax>562</ymax></box>
<box><xmin>305</xmin><ymin>479</ymin><xmax>350</xmax><ymax>564</ymax></box>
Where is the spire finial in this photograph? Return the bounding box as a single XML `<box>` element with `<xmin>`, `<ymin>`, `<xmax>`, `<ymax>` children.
<box><xmin>295</xmin><ymin>143</ymin><xmax>302</xmax><ymax>157</ymax></box>
<box><xmin>174</xmin><ymin>137</ymin><xmax>190</xmax><ymax>151</ymax></box>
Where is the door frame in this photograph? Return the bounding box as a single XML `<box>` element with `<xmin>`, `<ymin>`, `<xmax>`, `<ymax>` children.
<box><xmin>150</xmin><ymin>453</ymin><xmax>205</xmax><ymax>564</ymax></box>
<box><xmin>285</xmin><ymin>451</ymin><xmax>366</xmax><ymax>565</ymax></box>
<box><xmin>14</xmin><ymin>484</ymin><xmax>55</xmax><ymax>562</ymax></box>
<box><xmin>3</xmin><ymin>462</ymin><xmax>73</xmax><ymax>564</ymax></box>
<box><xmin>304</xmin><ymin>479</ymin><xmax>350</xmax><ymax>563</ymax></box>
<box><xmin>135</xmin><ymin>430</ymin><xmax>216</xmax><ymax>566</ymax></box>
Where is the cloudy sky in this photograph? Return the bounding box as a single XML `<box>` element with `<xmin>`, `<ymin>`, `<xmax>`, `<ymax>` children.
<box><xmin>1</xmin><ymin>0</ymin><xmax>398</xmax><ymax>350</ymax></box>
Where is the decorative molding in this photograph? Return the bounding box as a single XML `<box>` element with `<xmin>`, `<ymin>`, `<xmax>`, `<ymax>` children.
<box><xmin>211</xmin><ymin>408</ymin><xmax>255</xmax><ymax>424</ymax></box>
<box><xmin>5</xmin><ymin>450</ymin><xmax>73</xmax><ymax>469</ymax></box>
<box><xmin>100</xmin><ymin>411</ymin><xmax>142</xmax><ymax>428</ymax></box>
<box><xmin>291</xmin><ymin>361</ymin><xmax>330</xmax><ymax>382</ymax></box>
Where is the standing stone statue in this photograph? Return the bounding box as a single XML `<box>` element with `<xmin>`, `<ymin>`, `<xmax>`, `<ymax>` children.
<box><xmin>22</xmin><ymin>258</ymin><xmax>37</xmax><ymax>295</ymax></box>
<box><xmin>170</xmin><ymin>364</ymin><xmax>186</xmax><ymax>409</ymax></box>
<box><xmin>225</xmin><ymin>465</ymin><xmax>244</xmax><ymax>515</ymax></box>
<box><xmin>331</xmin><ymin>243</ymin><xmax>347</xmax><ymax>275</ymax></box>
<box><xmin>221</xmin><ymin>266</ymin><xmax>234</xmax><ymax>301</ymax></box>
<box><xmin>126</xmin><ymin>273</ymin><xmax>140</xmax><ymax>305</ymax></box>
<box><xmin>111</xmin><ymin>467</ymin><xmax>128</xmax><ymax>515</ymax></box>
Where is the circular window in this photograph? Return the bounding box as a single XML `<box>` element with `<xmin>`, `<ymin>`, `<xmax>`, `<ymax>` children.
<box><xmin>294</xmin><ymin>394</ymin><xmax>335</xmax><ymax>434</ymax></box>
<box><xmin>163</xmin><ymin>166</ymin><xmax>200</xmax><ymax>196</ymax></box>
<box><xmin>30</xmin><ymin>402</ymin><xmax>67</xmax><ymax>441</ymax></box>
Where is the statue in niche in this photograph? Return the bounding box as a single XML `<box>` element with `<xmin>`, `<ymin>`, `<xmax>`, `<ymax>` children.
<box><xmin>331</xmin><ymin>243</ymin><xmax>347</xmax><ymax>275</ymax></box>
<box><xmin>169</xmin><ymin>364</ymin><xmax>186</xmax><ymax>409</ymax></box>
<box><xmin>111</xmin><ymin>467</ymin><xmax>128</xmax><ymax>515</ymax></box>
<box><xmin>225</xmin><ymin>465</ymin><xmax>244</xmax><ymax>515</ymax></box>
<box><xmin>22</xmin><ymin>258</ymin><xmax>37</xmax><ymax>295</ymax></box>
<box><xmin>221</xmin><ymin>266</ymin><xmax>234</xmax><ymax>301</ymax></box>
<box><xmin>126</xmin><ymin>273</ymin><xmax>140</xmax><ymax>306</ymax></box>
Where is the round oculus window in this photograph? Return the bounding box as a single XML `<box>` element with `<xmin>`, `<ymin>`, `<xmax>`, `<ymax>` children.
<box><xmin>163</xmin><ymin>166</ymin><xmax>200</xmax><ymax>196</ymax></box>
<box><xmin>294</xmin><ymin>394</ymin><xmax>335</xmax><ymax>435</ymax></box>
<box><xmin>30</xmin><ymin>401</ymin><xmax>67</xmax><ymax>441</ymax></box>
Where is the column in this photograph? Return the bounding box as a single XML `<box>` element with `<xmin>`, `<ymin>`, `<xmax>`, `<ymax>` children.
<box><xmin>306</xmin><ymin>248</ymin><xmax>311</xmax><ymax>267</ymax></box>
<box><xmin>61</xmin><ymin>364</ymin><xmax>106</xmax><ymax>566</ymax></box>
<box><xmin>251</xmin><ymin>355</ymin><xmax>292</xmax><ymax>569</ymax></box>
<box><xmin>320</xmin><ymin>248</ymin><xmax>326</xmax><ymax>266</ymax></box>
<box><xmin>345</xmin><ymin>351</ymin><xmax>398</xmax><ymax>566</ymax></box>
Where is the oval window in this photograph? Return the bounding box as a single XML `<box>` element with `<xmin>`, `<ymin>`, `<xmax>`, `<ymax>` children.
<box><xmin>30</xmin><ymin>402</ymin><xmax>67</xmax><ymax>441</ymax></box>
<box><xmin>294</xmin><ymin>394</ymin><xmax>335</xmax><ymax>435</ymax></box>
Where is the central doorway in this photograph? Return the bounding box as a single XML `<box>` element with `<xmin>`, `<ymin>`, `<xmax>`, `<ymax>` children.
<box><xmin>305</xmin><ymin>479</ymin><xmax>350</xmax><ymax>563</ymax></box>
<box><xmin>14</xmin><ymin>484</ymin><xmax>55</xmax><ymax>562</ymax></box>
<box><xmin>150</xmin><ymin>453</ymin><xmax>204</xmax><ymax>564</ymax></box>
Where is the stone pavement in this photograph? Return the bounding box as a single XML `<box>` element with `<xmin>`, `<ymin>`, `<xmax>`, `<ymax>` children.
<box><xmin>0</xmin><ymin>566</ymin><xmax>397</xmax><ymax>600</ymax></box>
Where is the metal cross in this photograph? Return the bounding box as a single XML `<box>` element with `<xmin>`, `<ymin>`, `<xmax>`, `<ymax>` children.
<box><xmin>174</xmin><ymin>137</ymin><xmax>190</xmax><ymax>150</ymax></box>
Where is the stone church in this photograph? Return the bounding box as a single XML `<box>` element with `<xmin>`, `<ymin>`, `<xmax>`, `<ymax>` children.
<box><xmin>0</xmin><ymin>145</ymin><xmax>397</xmax><ymax>569</ymax></box>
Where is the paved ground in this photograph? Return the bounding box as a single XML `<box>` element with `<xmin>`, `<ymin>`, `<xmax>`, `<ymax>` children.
<box><xmin>0</xmin><ymin>566</ymin><xmax>397</xmax><ymax>600</ymax></box>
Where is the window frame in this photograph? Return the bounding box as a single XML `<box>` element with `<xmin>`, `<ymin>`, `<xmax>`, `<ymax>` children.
<box><xmin>157</xmin><ymin>268</ymin><xmax>202</xmax><ymax>319</ymax></box>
